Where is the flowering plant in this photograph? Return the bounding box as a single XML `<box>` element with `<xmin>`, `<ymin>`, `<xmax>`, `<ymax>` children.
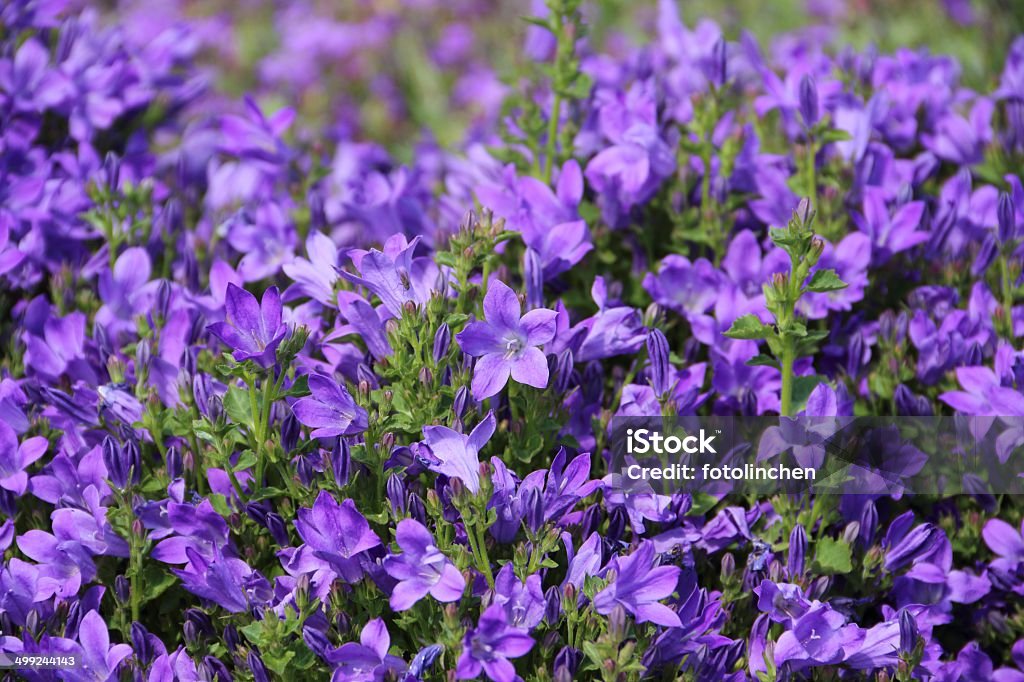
<box><xmin>1</xmin><ymin>0</ymin><xmax>1024</xmax><ymax>680</ymax></box>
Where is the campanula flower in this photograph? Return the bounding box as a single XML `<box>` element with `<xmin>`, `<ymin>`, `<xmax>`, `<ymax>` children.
<box><xmin>456</xmin><ymin>280</ymin><xmax>557</xmax><ymax>399</ymax></box>
<box><xmin>383</xmin><ymin>519</ymin><xmax>465</xmax><ymax>610</ymax></box>
<box><xmin>207</xmin><ymin>283</ymin><xmax>288</xmax><ymax>368</ymax></box>
<box><xmin>455</xmin><ymin>604</ymin><xmax>535</xmax><ymax>682</ymax></box>
<box><xmin>593</xmin><ymin>540</ymin><xmax>682</xmax><ymax>627</ymax></box>
<box><xmin>291</xmin><ymin>373</ymin><xmax>368</xmax><ymax>438</ymax></box>
<box><xmin>420</xmin><ymin>411</ymin><xmax>496</xmax><ymax>494</ymax></box>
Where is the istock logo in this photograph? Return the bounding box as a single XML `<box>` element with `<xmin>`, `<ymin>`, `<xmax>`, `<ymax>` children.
<box><xmin>625</xmin><ymin>428</ymin><xmax>717</xmax><ymax>455</ymax></box>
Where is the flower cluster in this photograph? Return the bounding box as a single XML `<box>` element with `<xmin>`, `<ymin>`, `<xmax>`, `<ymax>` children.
<box><xmin>1</xmin><ymin>0</ymin><xmax>1024</xmax><ymax>680</ymax></box>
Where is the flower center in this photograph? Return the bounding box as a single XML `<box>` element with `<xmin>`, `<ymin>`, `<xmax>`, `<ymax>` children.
<box><xmin>503</xmin><ymin>335</ymin><xmax>524</xmax><ymax>359</ymax></box>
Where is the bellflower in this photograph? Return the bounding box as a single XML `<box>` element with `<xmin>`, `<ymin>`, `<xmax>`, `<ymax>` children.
<box><xmin>593</xmin><ymin>541</ymin><xmax>682</xmax><ymax>627</ymax></box>
<box><xmin>455</xmin><ymin>604</ymin><xmax>535</xmax><ymax>682</ymax></box>
<box><xmin>456</xmin><ymin>280</ymin><xmax>557</xmax><ymax>399</ymax></box>
<box><xmin>340</xmin><ymin>234</ymin><xmax>440</xmax><ymax>317</ymax></box>
<box><xmin>294</xmin><ymin>492</ymin><xmax>381</xmax><ymax>582</ymax></box>
<box><xmin>420</xmin><ymin>411</ymin><xmax>496</xmax><ymax>494</ymax></box>
<box><xmin>291</xmin><ymin>373</ymin><xmax>368</xmax><ymax>438</ymax></box>
<box><xmin>57</xmin><ymin>610</ymin><xmax>133</xmax><ymax>682</ymax></box>
<box><xmin>326</xmin><ymin>618</ymin><xmax>406</xmax><ymax>682</ymax></box>
<box><xmin>0</xmin><ymin>420</ymin><xmax>47</xmax><ymax>495</ymax></box>
<box><xmin>383</xmin><ymin>519</ymin><xmax>465</xmax><ymax>610</ymax></box>
<box><xmin>207</xmin><ymin>283</ymin><xmax>288</xmax><ymax>368</ymax></box>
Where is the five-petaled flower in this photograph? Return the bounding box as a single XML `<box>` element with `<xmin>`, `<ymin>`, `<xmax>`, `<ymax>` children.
<box><xmin>456</xmin><ymin>280</ymin><xmax>557</xmax><ymax>399</ymax></box>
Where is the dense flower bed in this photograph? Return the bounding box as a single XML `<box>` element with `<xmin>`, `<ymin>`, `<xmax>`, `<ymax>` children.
<box><xmin>2</xmin><ymin>0</ymin><xmax>1024</xmax><ymax>680</ymax></box>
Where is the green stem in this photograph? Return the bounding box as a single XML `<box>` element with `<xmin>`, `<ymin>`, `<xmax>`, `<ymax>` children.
<box><xmin>780</xmin><ymin>343</ymin><xmax>795</xmax><ymax>417</ymax></box>
<box><xmin>805</xmin><ymin>138</ymin><xmax>818</xmax><ymax>214</ymax></box>
<box><xmin>1000</xmin><ymin>254</ymin><xmax>1015</xmax><ymax>336</ymax></box>
<box><xmin>543</xmin><ymin>93</ymin><xmax>562</xmax><ymax>184</ymax></box>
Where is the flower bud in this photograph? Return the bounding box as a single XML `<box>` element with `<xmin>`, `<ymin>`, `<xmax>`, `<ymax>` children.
<box><xmin>281</xmin><ymin>412</ymin><xmax>300</xmax><ymax>453</ymax></box>
<box><xmin>103</xmin><ymin>151</ymin><xmax>121</xmax><ymax>191</ymax></box>
<box><xmin>892</xmin><ymin>385</ymin><xmax>930</xmax><ymax>417</ymax></box>
<box><xmin>524</xmin><ymin>486</ymin><xmax>544</xmax><ymax>533</ymax></box>
<box><xmin>998</xmin><ymin>191</ymin><xmax>1017</xmax><ymax>244</ymax></box>
<box><xmin>553</xmin><ymin>647</ymin><xmax>581</xmax><ymax>682</ymax></box>
<box><xmin>418</xmin><ymin>366</ymin><xmax>434</xmax><ymax>386</ymax></box>
<box><xmin>131</xmin><ymin>622</ymin><xmax>153</xmax><ymax>664</ymax></box>
<box><xmin>965</xmin><ymin>342</ymin><xmax>983</xmax><ymax>366</ymax></box>
<box><xmin>203</xmin><ymin>656</ymin><xmax>231</xmax><ymax>682</ymax></box>
<box><xmin>721</xmin><ymin>552</ymin><xmax>736</xmax><ymax>580</ymax></box>
<box><xmin>787</xmin><ymin>525</ymin><xmax>807</xmax><ymax>578</ymax></box>
<box><xmin>799</xmin><ymin>75</ymin><xmax>819</xmax><ymax>127</ymax></box>
<box><xmin>711</xmin><ymin>36</ymin><xmax>727</xmax><ymax>87</ymax></box>
<box><xmin>114</xmin><ymin>575</ymin><xmax>130</xmax><ymax>604</ymax></box>
<box><xmin>971</xmin><ymin>233</ymin><xmax>998</xmax><ymax>276</ymax></box>
<box><xmin>223</xmin><ymin>624</ymin><xmax>240</xmax><ymax>653</ymax></box>
<box><xmin>331</xmin><ymin>439</ymin><xmax>351</xmax><ymax>487</ymax></box>
<box><xmin>433</xmin><ymin>323</ymin><xmax>452</xmax><ymax>364</ymax></box>
<box><xmin>544</xmin><ymin>586</ymin><xmax>562</xmax><ymax>624</ymax></box>
<box><xmin>794</xmin><ymin>197</ymin><xmax>814</xmax><ymax>228</ymax></box>
<box><xmin>825</xmin><ymin>515</ymin><xmax>853</xmax><ymax>549</ymax></box>
<box><xmin>387</xmin><ymin>474</ymin><xmax>406</xmax><ymax>516</ymax></box>
<box><xmin>646</xmin><ymin>328</ymin><xmax>671</xmax><ymax>395</ymax></box>
<box><xmin>303</xmin><ymin>626</ymin><xmax>331</xmax><ymax>657</ymax></box>
<box><xmin>898</xmin><ymin>608</ymin><xmax>919</xmax><ymax>655</ymax></box>
<box><xmin>808</xmin><ymin>237</ymin><xmax>825</xmax><ymax>265</ymax></box>
<box><xmin>407</xmin><ymin>493</ymin><xmax>427</xmax><ymax>525</ymax></box>
<box><xmin>610</xmin><ymin>509</ymin><xmax>631</xmax><ymax>545</ymax></box>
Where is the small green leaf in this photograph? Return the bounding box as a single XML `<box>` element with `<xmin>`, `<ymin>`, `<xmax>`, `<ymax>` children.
<box><xmin>791</xmin><ymin>375</ymin><xmax>825</xmax><ymax>412</ymax></box>
<box><xmin>724</xmin><ymin>314</ymin><xmax>774</xmax><ymax>340</ymax></box>
<box><xmin>805</xmin><ymin>269</ymin><xmax>848</xmax><ymax>293</ymax></box>
<box><xmin>812</xmin><ymin>537</ymin><xmax>853</xmax><ymax>575</ymax></box>
<box><xmin>223</xmin><ymin>386</ymin><xmax>252</xmax><ymax>426</ymax></box>
<box><xmin>746</xmin><ymin>353</ymin><xmax>780</xmax><ymax>369</ymax></box>
<box><xmin>279</xmin><ymin>374</ymin><xmax>310</xmax><ymax>398</ymax></box>
<box><xmin>819</xmin><ymin>128</ymin><xmax>853</xmax><ymax>143</ymax></box>
<box><xmin>234</xmin><ymin>450</ymin><xmax>258</xmax><ymax>472</ymax></box>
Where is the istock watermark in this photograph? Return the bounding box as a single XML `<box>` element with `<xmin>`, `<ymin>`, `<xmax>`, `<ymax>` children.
<box><xmin>625</xmin><ymin>428</ymin><xmax>718</xmax><ymax>455</ymax></box>
<box><xmin>607</xmin><ymin>416</ymin><xmax>1024</xmax><ymax>497</ymax></box>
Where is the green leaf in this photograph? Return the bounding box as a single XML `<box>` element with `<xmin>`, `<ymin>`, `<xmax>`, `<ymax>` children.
<box><xmin>142</xmin><ymin>563</ymin><xmax>178</xmax><ymax>602</ymax></box>
<box><xmin>279</xmin><ymin>374</ymin><xmax>310</xmax><ymax>398</ymax></box>
<box><xmin>791</xmin><ymin>375</ymin><xmax>825</xmax><ymax>413</ymax></box>
<box><xmin>812</xmin><ymin>537</ymin><xmax>853</xmax><ymax>575</ymax></box>
<box><xmin>208</xmin><ymin>493</ymin><xmax>231</xmax><ymax>517</ymax></box>
<box><xmin>805</xmin><ymin>269</ymin><xmax>848</xmax><ymax>293</ymax></box>
<box><xmin>223</xmin><ymin>386</ymin><xmax>252</xmax><ymax>426</ymax></box>
<box><xmin>819</xmin><ymin>128</ymin><xmax>853</xmax><ymax>143</ymax></box>
<box><xmin>234</xmin><ymin>450</ymin><xmax>258</xmax><ymax>472</ymax></box>
<box><xmin>746</xmin><ymin>353</ymin><xmax>780</xmax><ymax>369</ymax></box>
<box><xmin>724</xmin><ymin>314</ymin><xmax>774</xmax><ymax>340</ymax></box>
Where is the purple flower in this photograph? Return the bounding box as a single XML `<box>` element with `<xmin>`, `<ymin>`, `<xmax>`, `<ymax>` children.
<box><xmin>294</xmin><ymin>492</ymin><xmax>381</xmax><ymax>582</ymax></box>
<box><xmin>593</xmin><ymin>541</ymin><xmax>682</xmax><ymax>627</ymax></box>
<box><xmin>291</xmin><ymin>373</ymin><xmax>368</xmax><ymax>438</ymax></box>
<box><xmin>383</xmin><ymin>519</ymin><xmax>465</xmax><ymax>610</ymax></box>
<box><xmin>207</xmin><ymin>283</ymin><xmax>288</xmax><ymax>368</ymax></box>
<box><xmin>420</xmin><ymin>411</ymin><xmax>496</xmax><ymax>494</ymax></box>
<box><xmin>455</xmin><ymin>604</ymin><xmax>535</xmax><ymax>682</ymax></box>
<box><xmin>456</xmin><ymin>280</ymin><xmax>557</xmax><ymax>399</ymax></box>
<box><xmin>283</xmin><ymin>232</ymin><xmax>340</xmax><ymax>306</ymax></box>
<box><xmin>922</xmin><ymin>98</ymin><xmax>994</xmax><ymax>165</ymax></box>
<box><xmin>940</xmin><ymin>366</ymin><xmax>1024</xmax><ymax>416</ymax></box>
<box><xmin>59</xmin><ymin>610</ymin><xmax>133</xmax><ymax>682</ymax></box>
<box><xmin>0</xmin><ymin>420</ymin><xmax>47</xmax><ymax>495</ymax></box>
<box><xmin>853</xmin><ymin>187</ymin><xmax>929</xmax><ymax>264</ymax></box>
<box><xmin>326</xmin><ymin>618</ymin><xmax>406</xmax><ymax>682</ymax></box>
<box><xmin>173</xmin><ymin>547</ymin><xmax>268</xmax><ymax>613</ymax></box>
<box><xmin>340</xmin><ymin>234</ymin><xmax>441</xmax><ymax>317</ymax></box>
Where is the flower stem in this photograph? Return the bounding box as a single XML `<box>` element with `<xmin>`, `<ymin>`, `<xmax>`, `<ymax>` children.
<box><xmin>780</xmin><ymin>343</ymin><xmax>795</xmax><ymax>417</ymax></box>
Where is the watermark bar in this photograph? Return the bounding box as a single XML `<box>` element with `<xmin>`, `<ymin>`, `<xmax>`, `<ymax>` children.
<box><xmin>607</xmin><ymin>416</ymin><xmax>1024</xmax><ymax>496</ymax></box>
